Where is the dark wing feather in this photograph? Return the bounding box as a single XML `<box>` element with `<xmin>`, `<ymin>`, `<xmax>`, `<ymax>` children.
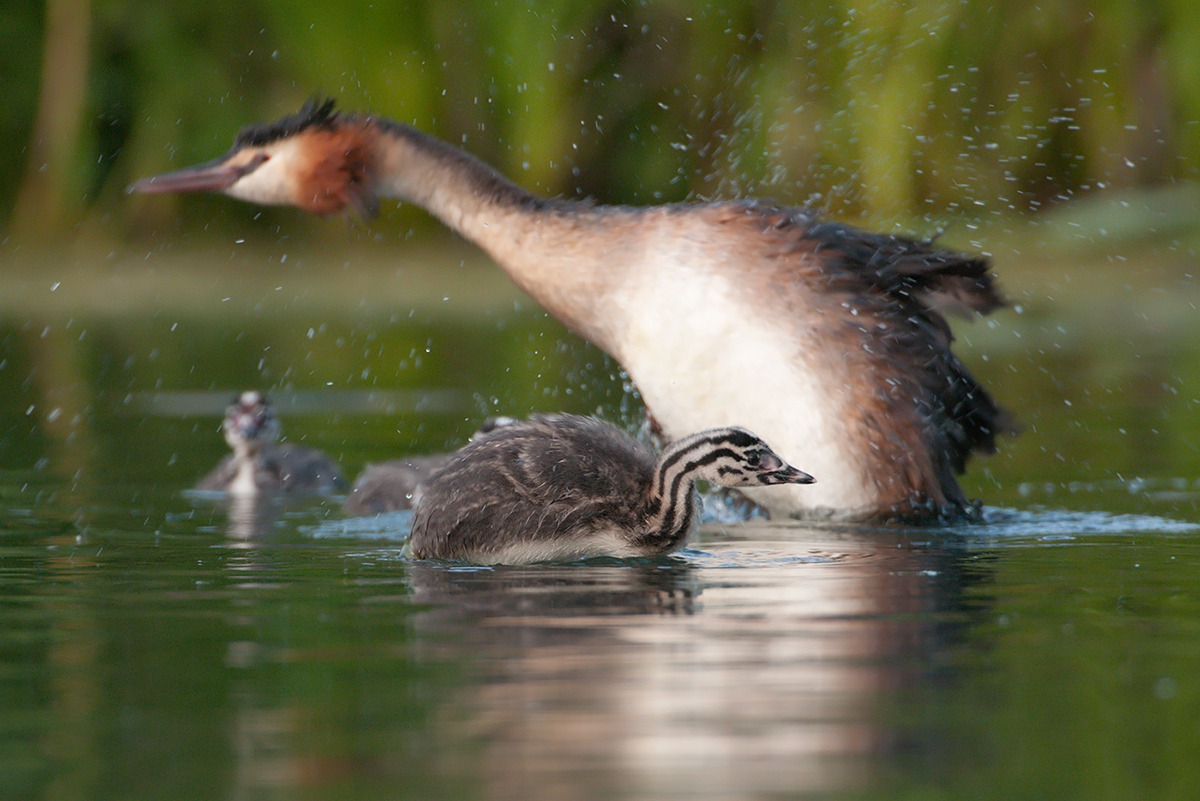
<box><xmin>805</xmin><ymin>213</ymin><xmax>1011</xmax><ymax>499</ymax></box>
<box><xmin>805</xmin><ymin>218</ymin><xmax>1004</xmax><ymax>316</ymax></box>
<box><xmin>742</xmin><ymin>202</ymin><xmax>1012</xmax><ymax>514</ymax></box>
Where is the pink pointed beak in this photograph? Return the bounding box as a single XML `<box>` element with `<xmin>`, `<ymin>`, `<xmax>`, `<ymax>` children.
<box><xmin>127</xmin><ymin>153</ymin><xmax>265</xmax><ymax>195</ymax></box>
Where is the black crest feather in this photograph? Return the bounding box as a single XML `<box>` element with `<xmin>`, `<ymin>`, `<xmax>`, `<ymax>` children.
<box><xmin>234</xmin><ymin>98</ymin><xmax>341</xmax><ymax>147</ymax></box>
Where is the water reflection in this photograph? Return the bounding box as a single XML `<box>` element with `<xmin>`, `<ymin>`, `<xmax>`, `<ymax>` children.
<box><xmin>8</xmin><ymin>464</ymin><xmax>1200</xmax><ymax>800</ymax></box>
<box><xmin>400</xmin><ymin>524</ymin><xmax>988</xmax><ymax>799</ymax></box>
<box><xmin>5</xmin><ymin>242</ymin><xmax>1200</xmax><ymax>800</ymax></box>
<box><xmin>223</xmin><ymin>494</ymin><xmax>283</xmax><ymax>540</ymax></box>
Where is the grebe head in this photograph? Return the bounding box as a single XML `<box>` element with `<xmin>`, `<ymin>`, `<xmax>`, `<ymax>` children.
<box><xmin>677</xmin><ymin>427</ymin><xmax>815</xmax><ymax>489</ymax></box>
<box><xmin>223</xmin><ymin>391</ymin><xmax>280</xmax><ymax>455</ymax></box>
<box><xmin>127</xmin><ymin>99</ymin><xmax>379</xmax><ymax>216</ymax></box>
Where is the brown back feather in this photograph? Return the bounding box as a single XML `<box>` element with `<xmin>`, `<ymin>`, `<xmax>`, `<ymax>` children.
<box><xmin>727</xmin><ymin>201</ymin><xmax>1011</xmax><ymax>515</ymax></box>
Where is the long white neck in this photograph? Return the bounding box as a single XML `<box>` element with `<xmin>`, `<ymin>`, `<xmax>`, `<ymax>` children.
<box><xmin>228</xmin><ymin>452</ymin><xmax>260</xmax><ymax>497</ymax></box>
<box><xmin>373</xmin><ymin>123</ymin><xmax>639</xmax><ymax>349</ymax></box>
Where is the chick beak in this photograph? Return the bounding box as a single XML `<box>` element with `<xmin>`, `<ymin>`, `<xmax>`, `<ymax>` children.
<box><xmin>768</xmin><ymin>464</ymin><xmax>815</xmax><ymax>485</ymax></box>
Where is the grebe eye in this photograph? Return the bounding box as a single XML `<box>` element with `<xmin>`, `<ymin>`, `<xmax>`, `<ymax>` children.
<box><xmin>235</xmin><ymin>153</ymin><xmax>270</xmax><ymax>178</ymax></box>
<box><xmin>744</xmin><ymin>451</ymin><xmax>762</xmax><ymax>468</ymax></box>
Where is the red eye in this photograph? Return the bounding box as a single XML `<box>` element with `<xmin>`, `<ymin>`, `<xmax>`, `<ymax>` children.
<box><xmin>235</xmin><ymin>153</ymin><xmax>270</xmax><ymax>178</ymax></box>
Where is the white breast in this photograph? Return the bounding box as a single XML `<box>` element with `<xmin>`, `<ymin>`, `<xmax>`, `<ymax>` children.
<box><xmin>227</xmin><ymin>459</ymin><xmax>260</xmax><ymax>497</ymax></box>
<box><xmin>611</xmin><ymin>252</ymin><xmax>873</xmax><ymax>518</ymax></box>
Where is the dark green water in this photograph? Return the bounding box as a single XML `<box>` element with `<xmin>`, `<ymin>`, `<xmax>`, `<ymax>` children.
<box><xmin>2</xmin><ymin>239</ymin><xmax>1199</xmax><ymax>800</ymax></box>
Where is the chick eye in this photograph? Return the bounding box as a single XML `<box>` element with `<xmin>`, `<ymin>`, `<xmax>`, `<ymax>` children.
<box><xmin>744</xmin><ymin>451</ymin><xmax>762</xmax><ymax>468</ymax></box>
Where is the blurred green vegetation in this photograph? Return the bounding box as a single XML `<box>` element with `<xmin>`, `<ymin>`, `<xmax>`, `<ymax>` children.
<box><xmin>4</xmin><ymin>0</ymin><xmax>1198</xmax><ymax>243</ymax></box>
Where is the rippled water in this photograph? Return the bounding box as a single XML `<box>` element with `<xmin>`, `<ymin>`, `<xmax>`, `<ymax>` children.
<box><xmin>2</xmin><ymin>243</ymin><xmax>1200</xmax><ymax>799</ymax></box>
<box><xmin>6</xmin><ymin>476</ymin><xmax>1200</xmax><ymax>800</ymax></box>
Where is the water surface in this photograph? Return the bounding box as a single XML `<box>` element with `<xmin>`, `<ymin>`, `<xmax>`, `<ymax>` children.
<box><xmin>2</xmin><ymin>239</ymin><xmax>1199</xmax><ymax>800</ymax></box>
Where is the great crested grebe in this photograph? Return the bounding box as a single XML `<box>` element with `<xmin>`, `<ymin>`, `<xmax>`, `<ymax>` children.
<box><xmin>131</xmin><ymin>99</ymin><xmax>1009</xmax><ymax>521</ymax></box>
<box><xmin>195</xmin><ymin>391</ymin><xmax>346</xmax><ymax>496</ymax></box>
<box><xmin>407</xmin><ymin>413</ymin><xmax>813</xmax><ymax>564</ymax></box>
<box><xmin>343</xmin><ymin>416</ymin><xmax>515</xmax><ymax>515</ymax></box>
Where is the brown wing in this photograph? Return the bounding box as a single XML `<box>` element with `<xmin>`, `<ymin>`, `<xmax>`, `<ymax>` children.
<box><xmin>717</xmin><ymin>201</ymin><xmax>1011</xmax><ymax>515</ymax></box>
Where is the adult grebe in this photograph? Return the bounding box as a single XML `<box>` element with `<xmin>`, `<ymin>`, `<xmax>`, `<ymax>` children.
<box><xmin>343</xmin><ymin>416</ymin><xmax>515</xmax><ymax>515</ymax></box>
<box><xmin>408</xmin><ymin>414</ymin><xmax>813</xmax><ymax>564</ymax></box>
<box><xmin>195</xmin><ymin>391</ymin><xmax>346</xmax><ymax>496</ymax></box>
<box><xmin>131</xmin><ymin>99</ymin><xmax>1009</xmax><ymax>521</ymax></box>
